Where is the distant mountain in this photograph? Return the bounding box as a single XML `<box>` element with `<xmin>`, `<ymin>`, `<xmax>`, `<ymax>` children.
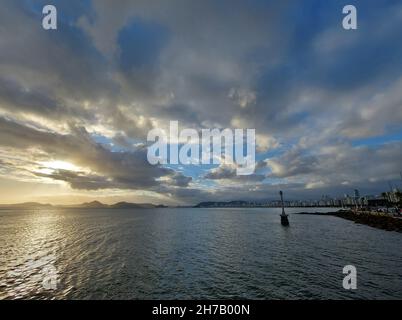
<box><xmin>70</xmin><ymin>201</ymin><xmax>167</xmax><ymax>209</ymax></box>
<box><xmin>80</xmin><ymin>201</ymin><xmax>109</xmax><ymax>208</ymax></box>
<box><xmin>110</xmin><ymin>202</ymin><xmax>167</xmax><ymax>209</ymax></box>
<box><xmin>0</xmin><ymin>202</ymin><xmax>53</xmax><ymax>209</ymax></box>
<box><xmin>0</xmin><ymin>201</ymin><xmax>167</xmax><ymax>209</ymax></box>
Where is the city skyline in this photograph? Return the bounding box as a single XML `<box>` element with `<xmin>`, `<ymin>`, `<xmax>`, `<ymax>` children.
<box><xmin>1</xmin><ymin>1</ymin><xmax>402</xmax><ymax>205</ymax></box>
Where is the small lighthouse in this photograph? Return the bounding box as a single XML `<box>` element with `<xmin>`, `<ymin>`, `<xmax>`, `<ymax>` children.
<box><xmin>279</xmin><ymin>191</ymin><xmax>289</xmax><ymax>226</ymax></box>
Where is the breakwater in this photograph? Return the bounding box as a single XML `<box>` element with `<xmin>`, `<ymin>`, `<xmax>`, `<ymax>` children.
<box><xmin>294</xmin><ymin>210</ymin><xmax>402</xmax><ymax>233</ymax></box>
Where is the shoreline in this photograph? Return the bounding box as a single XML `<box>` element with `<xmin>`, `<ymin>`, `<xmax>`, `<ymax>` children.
<box><xmin>294</xmin><ymin>210</ymin><xmax>402</xmax><ymax>233</ymax></box>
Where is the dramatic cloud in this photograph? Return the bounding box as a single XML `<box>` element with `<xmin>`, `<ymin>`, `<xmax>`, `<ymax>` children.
<box><xmin>0</xmin><ymin>117</ymin><xmax>191</xmax><ymax>191</ymax></box>
<box><xmin>204</xmin><ymin>164</ymin><xmax>265</xmax><ymax>183</ymax></box>
<box><xmin>267</xmin><ymin>142</ymin><xmax>402</xmax><ymax>190</ymax></box>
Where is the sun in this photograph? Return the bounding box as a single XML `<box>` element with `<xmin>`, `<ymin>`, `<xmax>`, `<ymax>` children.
<box><xmin>40</xmin><ymin>160</ymin><xmax>80</xmax><ymax>172</ymax></box>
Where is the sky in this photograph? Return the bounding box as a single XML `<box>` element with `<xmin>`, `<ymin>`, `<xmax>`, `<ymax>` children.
<box><xmin>0</xmin><ymin>0</ymin><xmax>402</xmax><ymax>205</ymax></box>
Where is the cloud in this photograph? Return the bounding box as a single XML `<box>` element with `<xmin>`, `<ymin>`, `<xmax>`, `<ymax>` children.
<box><xmin>228</xmin><ymin>88</ymin><xmax>256</xmax><ymax>109</ymax></box>
<box><xmin>34</xmin><ymin>169</ymin><xmax>113</xmax><ymax>190</ymax></box>
<box><xmin>266</xmin><ymin>141</ymin><xmax>402</xmax><ymax>191</ymax></box>
<box><xmin>0</xmin><ymin>117</ymin><xmax>191</xmax><ymax>190</ymax></box>
<box><xmin>204</xmin><ymin>164</ymin><xmax>265</xmax><ymax>183</ymax></box>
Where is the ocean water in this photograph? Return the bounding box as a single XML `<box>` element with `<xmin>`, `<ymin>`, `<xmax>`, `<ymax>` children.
<box><xmin>0</xmin><ymin>207</ymin><xmax>401</xmax><ymax>300</ymax></box>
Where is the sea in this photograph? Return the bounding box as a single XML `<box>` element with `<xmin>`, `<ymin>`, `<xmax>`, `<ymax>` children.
<box><xmin>0</xmin><ymin>207</ymin><xmax>401</xmax><ymax>299</ymax></box>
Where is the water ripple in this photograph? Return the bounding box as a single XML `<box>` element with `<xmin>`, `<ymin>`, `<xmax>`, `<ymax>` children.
<box><xmin>0</xmin><ymin>208</ymin><xmax>401</xmax><ymax>299</ymax></box>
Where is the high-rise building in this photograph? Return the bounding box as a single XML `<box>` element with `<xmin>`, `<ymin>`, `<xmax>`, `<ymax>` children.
<box><xmin>354</xmin><ymin>189</ymin><xmax>360</xmax><ymax>199</ymax></box>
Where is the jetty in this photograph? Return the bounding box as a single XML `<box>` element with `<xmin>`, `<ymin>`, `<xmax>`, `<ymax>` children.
<box><xmin>293</xmin><ymin>210</ymin><xmax>402</xmax><ymax>233</ymax></box>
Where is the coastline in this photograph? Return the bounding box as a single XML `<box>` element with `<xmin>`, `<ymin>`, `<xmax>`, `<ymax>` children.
<box><xmin>294</xmin><ymin>210</ymin><xmax>402</xmax><ymax>233</ymax></box>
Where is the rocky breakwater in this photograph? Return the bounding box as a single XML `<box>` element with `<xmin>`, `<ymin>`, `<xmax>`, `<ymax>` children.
<box><xmin>294</xmin><ymin>210</ymin><xmax>402</xmax><ymax>233</ymax></box>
